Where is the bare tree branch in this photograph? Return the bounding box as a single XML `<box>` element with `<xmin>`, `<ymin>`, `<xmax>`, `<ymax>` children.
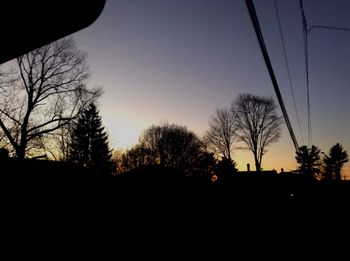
<box><xmin>0</xmin><ymin>37</ymin><xmax>100</xmax><ymax>158</ymax></box>
<box><xmin>233</xmin><ymin>94</ymin><xmax>282</xmax><ymax>172</ymax></box>
<box><xmin>205</xmin><ymin>107</ymin><xmax>237</xmax><ymax>160</ymax></box>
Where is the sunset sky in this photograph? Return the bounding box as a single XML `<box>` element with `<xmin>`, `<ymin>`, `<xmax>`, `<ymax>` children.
<box><xmin>73</xmin><ymin>0</ymin><xmax>350</xmax><ymax>177</ymax></box>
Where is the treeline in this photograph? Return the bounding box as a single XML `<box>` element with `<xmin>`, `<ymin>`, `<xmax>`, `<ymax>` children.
<box><xmin>0</xmin><ymin>37</ymin><xmax>348</xmax><ymax>180</ymax></box>
<box><xmin>112</xmin><ymin>122</ymin><xmax>238</xmax><ymax>178</ymax></box>
<box><xmin>295</xmin><ymin>144</ymin><xmax>349</xmax><ymax>181</ymax></box>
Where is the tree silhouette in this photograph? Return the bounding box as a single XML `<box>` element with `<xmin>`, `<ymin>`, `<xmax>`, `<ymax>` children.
<box><xmin>233</xmin><ymin>93</ymin><xmax>282</xmax><ymax>172</ymax></box>
<box><xmin>205</xmin><ymin>107</ymin><xmax>237</xmax><ymax>161</ymax></box>
<box><xmin>55</xmin><ymin>123</ymin><xmax>75</xmax><ymax>161</ymax></box>
<box><xmin>69</xmin><ymin>103</ymin><xmax>112</xmax><ymax>175</ymax></box>
<box><xmin>216</xmin><ymin>156</ymin><xmax>238</xmax><ymax>180</ymax></box>
<box><xmin>140</xmin><ymin>123</ymin><xmax>204</xmax><ymax>175</ymax></box>
<box><xmin>0</xmin><ymin>37</ymin><xmax>100</xmax><ymax>159</ymax></box>
<box><xmin>295</xmin><ymin>145</ymin><xmax>321</xmax><ymax>178</ymax></box>
<box><xmin>119</xmin><ymin>144</ymin><xmax>157</xmax><ymax>173</ymax></box>
<box><xmin>196</xmin><ymin>151</ymin><xmax>217</xmax><ymax>178</ymax></box>
<box><xmin>323</xmin><ymin>143</ymin><xmax>348</xmax><ymax>181</ymax></box>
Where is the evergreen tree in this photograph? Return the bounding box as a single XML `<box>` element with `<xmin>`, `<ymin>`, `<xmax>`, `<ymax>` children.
<box><xmin>323</xmin><ymin>143</ymin><xmax>348</xmax><ymax>181</ymax></box>
<box><xmin>295</xmin><ymin>145</ymin><xmax>321</xmax><ymax>178</ymax></box>
<box><xmin>216</xmin><ymin>157</ymin><xmax>238</xmax><ymax>181</ymax></box>
<box><xmin>69</xmin><ymin>103</ymin><xmax>113</xmax><ymax>175</ymax></box>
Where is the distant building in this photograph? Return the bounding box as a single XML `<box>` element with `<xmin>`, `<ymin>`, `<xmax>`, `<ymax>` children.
<box><xmin>238</xmin><ymin>170</ymin><xmax>278</xmax><ymax>175</ymax></box>
<box><xmin>238</xmin><ymin>163</ymin><xmax>278</xmax><ymax>175</ymax></box>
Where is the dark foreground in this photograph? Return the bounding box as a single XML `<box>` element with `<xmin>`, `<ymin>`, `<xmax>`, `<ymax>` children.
<box><xmin>1</xmin><ymin>159</ymin><xmax>349</xmax><ymax>254</ymax></box>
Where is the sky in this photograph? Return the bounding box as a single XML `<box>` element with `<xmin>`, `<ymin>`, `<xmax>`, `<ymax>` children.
<box><xmin>73</xmin><ymin>0</ymin><xmax>350</xmax><ymax>177</ymax></box>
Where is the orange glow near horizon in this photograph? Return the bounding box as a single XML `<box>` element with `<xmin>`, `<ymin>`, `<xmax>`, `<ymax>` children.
<box><xmin>78</xmin><ymin>0</ymin><xmax>350</xmax><ymax>181</ymax></box>
<box><xmin>103</xmin><ymin>117</ymin><xmax>350</xmax><ymax>179</ymax></box>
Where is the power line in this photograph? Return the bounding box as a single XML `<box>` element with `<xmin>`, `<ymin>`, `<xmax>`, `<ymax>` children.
<box><xmin>299</xmin><ymin>1</ymin><xmax>350</xmax><ymax>148</ymax></box>
<box><xmin>299</xmin><ymin>0</ymin><xmax>312</xmax><ymax>147</ymax></box>
<box><xmin>245</xmin><ymin>0</ymin><xmax>299</xmax><ymax>152</ymax></box>
<box><xmin>273</xmin><ymin>0</ymin><xmax>305</xmax><ymax>145</ymax></box>
<box><xmin>308</xmin><ymin>24</ymin><xmax>350</xmax><ymax>33</ymax></box>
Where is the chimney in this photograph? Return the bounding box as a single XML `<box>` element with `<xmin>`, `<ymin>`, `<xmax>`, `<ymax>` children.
<box><xmin>281</xmin><ymin>168</ymin><xmax>284</xmax><ymax>173</ymax></box>
<box><xmin>247</xmin><ymin>163</ymin><xmax>250</xmax><ymax>172</ymax></box>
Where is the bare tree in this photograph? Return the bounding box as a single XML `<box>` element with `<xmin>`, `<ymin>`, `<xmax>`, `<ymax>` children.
<box><xmin>0</xmin><ymin>37</ymin><xmax>100</xmax><ymax>158</ymax></box>
<box><xmin>233</xmin><ymin>93</ymin><xmax>282</xmax><ymax>172</ymax></box>
<box><xmin>0</xmin><ymin>68</ymin><xmax>16</xmax><ymax>152</ymax></box>
<box><xmin>205</xmin><ymin>107</ymin><xmax>237</xmax><ymax>160</ymax></box>
<box><xmin>56</xmin><ymin>122</ymin><xmax>74</xmax><ymax>161</ymax></box>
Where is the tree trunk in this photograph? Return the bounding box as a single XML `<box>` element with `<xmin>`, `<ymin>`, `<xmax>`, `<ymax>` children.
<box><xmin>17</xmin><ymin>125</ymin><xmax>28</xmax><ymax>159</ymax></box>
<box><xmin>335</xmin><ymin>167</ymin><xmax>341</xmax><ymax>181</ymax></box>
<box><xmin>16</xmin><ymin>145</ymin><xmax>26</xmax><ymax>159</ymax></box>
<box><xmin>254</xmin><ymin>152</ymin><xmax>261</xmax><ymax>172</ymax></box>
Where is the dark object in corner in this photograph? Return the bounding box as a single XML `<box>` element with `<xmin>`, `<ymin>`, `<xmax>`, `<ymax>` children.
<box><xmin>0</xmin><ymin>0</ymin><xmax>106</xmax><ymax>64</ymax></box>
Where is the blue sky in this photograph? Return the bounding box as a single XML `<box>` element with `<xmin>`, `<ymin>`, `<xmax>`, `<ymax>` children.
<box><xmin>73</xmin><ymin>0</ymin><xmax>350</xmax><ymax>176</ymax></box>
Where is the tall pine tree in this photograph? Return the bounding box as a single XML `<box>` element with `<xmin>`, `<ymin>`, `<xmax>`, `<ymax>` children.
<box><xmin>69</xmin><ymin>103</ymin><xmax>113</xmax><ymax>175</ymax></box>
<box><xmin>295</xmin><ymin>145</ymin><xmax>321</xmax><ymax>179</ymax></box>
<box><xmin>323</xmin><ymin>143</ymin><xmax>348</xmax><ymax>181</ymax></box>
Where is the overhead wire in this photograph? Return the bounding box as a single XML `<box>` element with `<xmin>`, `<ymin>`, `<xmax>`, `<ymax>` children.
<box><xmin>299</xmin><ymin>0</ymin><xmax>350</xmax><ymax>147</ymax></box>
<box><xmin>245</xmin><ymin>0</ymin><xmax>299</xmax><ymax>152</ymax></box>
<box><xmin>273</xmin><ymin>0</ymin><xmax>305</xmax><ymax>145</ymax></box>
<box><xmin>299</xmin><ymin>0</ymin><xmax>312</xmax><ymax>147</ymax></box>
<box><xmin>308</xmin><ymin>24</ymin><xmax>350</xmax><ymax>33</ymax></box>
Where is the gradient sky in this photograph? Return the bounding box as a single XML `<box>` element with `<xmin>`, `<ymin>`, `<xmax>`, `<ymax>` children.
<box><xmin>73</xmin><ymin>0</ymin><xmax>350</xmax><ymax>177</ymax></box>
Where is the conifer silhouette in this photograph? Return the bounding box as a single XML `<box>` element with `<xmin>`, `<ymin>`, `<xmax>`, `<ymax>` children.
<box><xmin>69</xmin><ymin>103</ymin><xmax>113</xmax><ymax>175</ymax></box>
<box><xmin>323</xmin><ymin>143</ymin><xmax>348</xmax><ymax>181</ymax></box>
<box><xmin>295</xmin><ymin>145</ymin><xmax>321</xmax><ymax>178</ymax></box>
